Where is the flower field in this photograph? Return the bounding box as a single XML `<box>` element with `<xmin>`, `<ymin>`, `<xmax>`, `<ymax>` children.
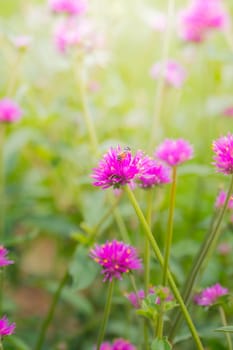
<box><xmin>1</xmin><ymin>0</ymin><xmax>233</xmax><ymax>349</ymax></box>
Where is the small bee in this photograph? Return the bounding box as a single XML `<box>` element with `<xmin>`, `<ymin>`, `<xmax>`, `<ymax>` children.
<box><xmin>117</xmin><ymin>146</ymin><xmax>131</xmax><ymax>161</ymax></box>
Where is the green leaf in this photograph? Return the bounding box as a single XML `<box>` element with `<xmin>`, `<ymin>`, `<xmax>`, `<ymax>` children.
<box><xmin>215</xmin><ymin>326</ymin><xmax>233</xmax><ymax>333</ymax></box>
<box><xmin>151</xmin><ymin>338</ymin><xmax>172</xmax><ymax>350</ymax></box>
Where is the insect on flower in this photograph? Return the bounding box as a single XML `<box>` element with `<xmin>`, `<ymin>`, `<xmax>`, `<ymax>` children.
<box><xmin>117</xmin><ymin>146</ymin><xmax>131</xmax><ymax>161</ymax></box>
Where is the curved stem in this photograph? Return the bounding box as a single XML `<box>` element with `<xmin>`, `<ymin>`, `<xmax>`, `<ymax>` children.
<box><xmin>219</xmin><ymin>306</ymin><xmax>233</xmax><ymax>350</ymax></box>
<box><xmin>96</xmin><ymin>281</ymin><xmax>114</xmax><ymax>350</ymax></box>
<box><xmin>169</xmin><ymin>174</ymin><xmax>233</xmax><ymax>340</ymax></box>
<box><xmin>34</xmin><ymin>271</ymin><xmax>69</xmax><ymax>350</ymax></box>
<box><xmin>124</xmin><ymin>186</ymin><xmax>204</xmax><ymax>350</ymax></box>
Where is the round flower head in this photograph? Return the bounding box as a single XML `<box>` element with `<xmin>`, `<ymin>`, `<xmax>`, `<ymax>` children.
<box><xmin>150</xmin><ymin>60</ymin><xmax>186</xmax><ymax>88</ymax></box>
<box><xmin>89</xmin><ymin>240</ymin><xmax>142</xmax><ymax>282</ymax></box>
<box><xmin>215</xmin><ymin>190</ymin><xmax>233</xmax><ymax>209</ymax></box>
<box><xmin>49</xmin><ymin>0</ymin><xmax>87</xmax><ymax>16</ymax></box>
<box><xmin>0</xmin><ymin>316</ymin><xmax>15</xmax><ymax>337</ymax></box>
<box><xmin>155</xmin><ymin>138</ymin><xmax>193</xmax><ymax>167</ymax></box>
<box><xmin>99</xmin><ymin>342</ymin><xmax>112</xmax><ymax>350</ymax></box>
<box><xmin>194</xmin><ymin>283</ymin><xmax>228</xmax><ymax>306</ymax></box>
<box><xmin>137</xmin><ymin>155</ymin><xmax>171</xmax><ymax>188</ymax></box>
<box><xmin>112</xmin><ymin>339</ymin><xmax>136</xmax><ymax>350</ymax></box>
<box><xmin>0</xmin><ymin>246</ymin><xmax>14</xmax><ymax>267</ymax></box>
<box><xmin>92</xmin><ymin>146</ymin><xmax>141</xmax><ymax>189</ymax></box>
<box><xmin>212</xmin><ymin>133</ymin><xmax>233</xmax><ymax>175</ymax></box>
<box><xmin>0</xmin><ymin>98</ymin><xmax>22</xmax><ymax>123</ymax></box>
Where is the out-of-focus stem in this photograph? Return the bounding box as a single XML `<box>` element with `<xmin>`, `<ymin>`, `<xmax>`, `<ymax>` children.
<box><xmin>0</xmin><ymin>125</ymin><xmax>5</xmax><ymax>239</ymax></box>
<box><xmin>219</xmin><ymin>306</ymin><xmax>233</xmax><ymax>350</ymax></box>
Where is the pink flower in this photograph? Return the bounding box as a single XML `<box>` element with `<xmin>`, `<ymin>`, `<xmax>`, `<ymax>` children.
<box><xmin>155</xmin><ymin>138</ymin><xmax>193</xmax><ymax>167</ymax></box>
<box><xmin>0</xmin><ymin>316</ymin><xmax>15</xmax><ymax>337</ymax></box>
<box><xmin>217</xmin><ymin>242</ymin><xmax>231</xmax><ymax>256</ymax></box>
<box><xmin>215</xmin><ymin>190</ymin><xmax>233</xmax><ymax>209</ymax></box>
<box><xmin>180</xmin><ymin>0</ymin><xmax>228</xmax><ymax>43</ymax></box>
<box><xmin>150</xmin><ymin>60</ymin><xmax>186</xmax><ymax>88</ymax></box>
<box><xmin>49</xmin><ymin>0</ymin><xmax>87</xmax><ymax>16</ymax></box>
<box><xmin>99</xmin><ymin>342</ymin><xmax>112</xmax><ymax>350</ymax></box>
<box><xmin>0</xmin><ymin>98</ymin><xmax>22</xmax><ymax>123</ymax></box>
<box><xmin>223</xmin><ymin>106</ymin><xmax>233</xmax><ymax>117</ymax></box>
<box><xmin>144</xmin><ymin>10</ymin><xmax>167</xmax><ymax>32</ymax></box>
<box><xmin>194</xmin><ymin>283</ymin><xmax>228</xmax><ymax>306</ymax></box>
<box><xmin>0</xmin><ymin>246</ymin><xmax>14</xmax><ymax>267</ymax></box>
<box><xmin>212</xmin><ymin>133</ymin><xmax>233</xmax><ymax>175</ymax></box>
<box><xmin>92</xmin><ymin>146</ymin><xmax>141</xmax><ymax>189</ymax></box>
<box><xmin>137</xmin><ymin>155</ymin><xmax>171</xmax><ymax>188</ymax></box>
<box><xmin>112</xmin><ymin>339</ymin><xmax>136</xmax><ymax>350</ymax></box>
<box><xmin>90</xmin><ymin>240</ymin><xmax>142</xmax><ymax>282</ymax></box>
<box><xmin>126</xmin><ymin>286</ymin><xmax>173</xmax><ymax>308</ymax></box>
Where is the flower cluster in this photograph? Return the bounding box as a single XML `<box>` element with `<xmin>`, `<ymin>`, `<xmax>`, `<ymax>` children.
<box><xmin>179</xmin><ymin>0</ymin><xmax>228</xmax><ymax>43</ymax></box>
<box><xmin>49</xmin><ymin>0</ymin><xmax>88</xmax><ymax>16</ymax></box>
<box><xmin>0</xmin><ymin>98</ymin><xmax>22</xmax><ymax>123</ymax></box>
<box><xmin>0</xmin><ymin>316</ymin><xmax>15</xmax><ymax>338</ymax></box>
<box><xmin>194</xmin><ymin>283</ymin><xmax>228</xmax><ymax>306</ymax></box>
<box><xmin>0</xmin><ymin>246</ymin><xmax>14</xmax><ymax>267</ymax></box>
<box><xmin>150</xmin><ymin>60</ymin><xmax>186</xmax><ymax>88</ymax></box>
<box><xmin>90</xmin><ymin>240</ymin><xmax>142</xmax><ymax>282</ymax></box>
<box><xmin>137</xmin><ymin>155</ymin><xmax>171</xmax><ymax>188</ymax></box>
<box><xmin>155</xmin><ymin>139</ymin><xmax>193</xmax><ymax>167</ymax></box>
<box><xmin>100</xmin><ymin>339</ymin><xmax>136</xmax><ymax>350</ymax></box>
<box><xmin>212</xmin><ymin>133</ymin><xmax>233</xmax><ymax>175</ymax></box>
<box><xmin>126</xmin><ymin>286</ymin><xmax>173</xmax><ymax>309</ymax></box>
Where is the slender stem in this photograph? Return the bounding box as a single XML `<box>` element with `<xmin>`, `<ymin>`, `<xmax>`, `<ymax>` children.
<box><xmin>169</xmin><ymin>174</ymin><xmax>233</xmax><ymax>340</ymax></box>
<box><xmin>219</xmin><ymin>306</ymin><xmax>233</xmax><ymax>350</ymax></box>
<box><xmin>124</xmin><ymin>186</ymin><xmax>204</xmax><ymax>350</ymax></box>
<box><xmin>0</xmin><ymin>339</ymin><xmax>4</xmax><ymax>350</ymax></box>
<box><xmin>34</xmin><ymin>271</ymin><xmax>69</xmax><ymax>350</ymax></box>
<box><xmin>162</xmin><ymin>166</ymin><xmax>177</xmax><ymax>286</ymax></box>
<box><xmin>0</xmin><ymin>125</ymin><xmax>5</xmax><ymax>240</ymax></box>
<box><xmin>129</xmin><ymin>273</ymin><xmax>140</xmax><ymax>307</ymax></box>
<box><xmin>96</xmin><ymin>281</ymin><xmax>114</xmax><ymax>350</ymax></box>
<box><xmin>148</xmin><ymin>0</ymin><xmax>175</xmax><ymax>150</ymax></box>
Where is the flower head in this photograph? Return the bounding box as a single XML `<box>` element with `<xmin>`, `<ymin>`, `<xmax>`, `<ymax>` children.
<box><xmin>49</xmin><ymin>0</ymin><xmax>87</xmax><ymax>16</ymax></box>
<box><xmin>179</xmin><ymin>0</ymin><xmax>228</xmax><ymax>43</ymax></box>
<box><xmin>126</xmin><ymin>286</ymin><xmax>173</xmax><ymax>308</ymax></box>
<box><xmin>215</xmin><ymin>190</ymin><xmax>233</xmax><ymax>209</ymax></box>
<box><xmin>155</xmin><ymin>138</ymin><xmax>193</xmax><ymax>167</ymax></box>
<box><xmin>194</xmin><ymin>283</ymin><xmax>228</xmax><ymax>306</ymax></box>
<box><xmin>0</xmin><ymin>246</ymin><xmax>14</xmax><ymax>267</ymax></box>
<box><xmin>92</xmin><ymin>146</ymin><xmax>141</xmax><ymax>189</ymax></box>
<box><xmin>90</xmin><ymin>240</ymin><xmax>142</xmax><ymax>282</ymax></box>
<box><xmin>112</xmin><ymin>339</ymin><xmax>136</xmax><ymax>350</ymax></box>
<box><xmin>0</xmin><ymin>98</ymin><xmax>22</xmax><ymax>123</ymax></box>
<box><xmin>0</xmin><ymin>316</ymin><xmax>15</xmax><ymax>337</ymax></box>
<box><xmin>137</xmin><ymin>155</ymin><xmax>171</xmax><ymax>188</ymax></box>
<box><xmin>99</xmin><ymin>342</ymin><xmax>112</xmax><ymax>350</ymax></box>
<box><xmin>150</xmin><ymin>60</ymin><xmax>186</xmax><ymax>88</ymax></box>
<box><xmin>212</xmin><ymin>133</ymin><xmax>233</xmax><ymax>175</ymax></box>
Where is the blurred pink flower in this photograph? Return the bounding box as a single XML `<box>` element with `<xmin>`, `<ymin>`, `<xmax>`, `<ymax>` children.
<box><xmin>155</xmin><ymin>138</ymin><xmax>193</xmax><ymax>167</ymax></box>
<box><xmin>150</xmin><ymin>60</ymin><xmax>186</xmax><ymax>88</ymax></box>
<box><xmin>144</xmin><ymin>10</ymin><xmax>167</xmax><ymax>32</ymax></box>
<box><xmin>112</xmin><ymin>339</ymin><xmax>136</xmax><ymax>350</ymax></box>
<box><xmin>90</xmin><ymin>240</ymin><xmax>142</xmax><ymax>282</ymax></box>
<box><xmin>137</xmin><ymin>155</ymin><xmax>171</xmax><ymax>188</ymax></box>
<box><xmin>212</xmin><ymin>133</ymin><xmax>233</xmax><ymax>175</ymax></box>
<box><xmin>223</xmin><ymin>106</ymin><xmax>233</xmax><ymax>117</ymax></box>
<box><xmin>11</xmin><ymin>35</ymin><xmax>32</xmax><ymax>50</ymax></box>
<box><xmin>49</xmin><ymin>0</ymin><xmax>87</xmax><ymax>16</ymax></box>
<box><xmin>126</xmin><ymin>286</ymin><xmax>173</xmax><ymax>308</ymax></box>
<box><xmin>0</xmin><ymin>246</ymin><xmax>14</xmax><ymax>267</ymax></box>
<box><xmin>99</xmin><ymin>342</ymin><xmax>112</xmax><ymax>350</ymax></box>
<box><xmin>180</xmin><ymin>0</ymin><xmax>228</xmax><ymax>43</ymax></box>
<box><xmin>194</xmin><ymin>283</ymin><xmax>228</xmax><ymax>306</ymax></box>
<box><xmin>215</xmin><ymin>190</ymin><xmax>233</xmax><ymax>209</ymax></box>
<box><xmin>0</xmin><ymin>316</ymin><xmax>15</xmax><ymax>337</ymax></box>
<box><xmin>217</xmin><ymin>242</ymin><xmax>231</xmax><ymax>256</ymax></box>
<box><xmin>0</xmin><ymin>98</ymin><xmax>22</xmax><ymax>123</ymax></box>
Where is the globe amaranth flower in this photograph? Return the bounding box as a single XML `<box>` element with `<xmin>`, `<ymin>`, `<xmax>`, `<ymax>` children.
<box><xmin>0</xmin><ymin>98</ymin><xmax>22</xmax><ymax>123</ymax></box>
<box><xmin>155</xmin><ymin>138</ymin><xmax>193</xmax><ymax>167</ymax></box>
<box><xmin>49</xmin><ymin>0</ymin><xmax>87</xmax><ymax>16</ymax></box>
<box><xmin>215</xmin><ymin>190</ymin><xmax>233</xmax><ymax>209</ymax></box>
<box><xmin>99</xmin><ymin>342</ymin><xmax>112</xmax><ymax>350</ymax></box>
<box><xmin>0</xmin><ymin>246</ymin><xmax>14</xmax><ymax>267</ymax></box>
<box><xmin>179</xmin><ymin>0</ymin><xmax>228</xmax><ymax>43</ymax></box>
<box><xmin>92</xmin><ymin>146</ymin><xmax>142</xmax><ymax>189</ymax></box>
<box><xmin>90</xmin><ymin>240</ymin><xmax>142</xmax><ymax>282</ymax></box>
<box><xmin>194</xmin><ymin>283</ymin><xmax>228</xmax><ymax>306</ymax></box>
<box><xmin>150</xmin><ymin>60</ymin><xmax>186</xmax><ymax>88</ymax></box>
<box><xmin>212</xmin><ymin>133</ymin><xmax>233</xmax><ymax>175</ymax></box>
<box><xmin>0</xmin><ymin>316</ymin><xmax>15</xmax><ymax>337</ymax></box>
<box><xmin>112</xmin><ymin>339</ymin><xmax>136</xmax><ymax>350</ymax></box>
<box><xmin>137</xmin><ymin>155</ymin><xmax>171</xmax><ymax>188</ymax></box>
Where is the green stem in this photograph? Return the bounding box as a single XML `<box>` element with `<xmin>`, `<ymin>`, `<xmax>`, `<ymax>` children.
<box><xmin>124</xmin><ymin>186</ymin><xmax>204</xmax><ymax>350</ymax></box>
<box><xmin>162</xmin><ymin>166</ymin><xmax>177</xmax><ymax>286</ymax></box>
<box><xmin>34</xmin><ymin>271</ymin><xmax>69</xmax><ymax>350</ymax></box>
<box><xmin>0</xmin><ymin>125</ymin><xmax>5</xmax><ymax>240</ymax></box>
<box><xmin>129</xmin><ymin>273</ymin><xmax>140</xmax><ymax>307</ymax></box>
<box><xmin>96</xmin><ymin>281</ymin><xmax>114</xmax><ymax>350</ymax></box>
<box><xmin>219</xmin><ymin>306</ymin><xmax>233</xmax><ymax>350</ymax></box>
<box><xmin>0</xmin><ymin>339</ymin><xmax>4</xmax><ymax>350</ymax></box>
<box><xmin>169</xmin><ymin>174</ymin><xmax>233</xmax><ymax>340</ymax></box>
<box><xmin>148</xmin><ymin>0</ymin><xmax>175</xmax><ymax>150</ymax></box>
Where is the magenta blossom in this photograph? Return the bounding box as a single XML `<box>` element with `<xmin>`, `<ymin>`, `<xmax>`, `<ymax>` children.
<box><xmin>90</xmin><ymin>240</ymin><xmax>142</xmax><ymax>282</ymax></box>
<box><xmin>0</xmin><ymin>316</ymin><xmax>15</xmax><ymax>337</ymax></box>
<box><xmin>223</xmin><ymin>106</ymin><xmax>233</xmax><ymax>117</ymax></box>
<box><xmin>215</xmin><ymin>190</ymin><xmax>233</xmax><ymax>209</ymax></box>
<box><xmin>150</xmin><ymin>60</ymin><xmax>186</xmax><ymax>88</ymax></box>
<box><xmin>112</xmin><ymin>339</ymin><xmax>136</xmax><ymax>350</ymax></box>
<box><xmin>92</xmin><ymin>146</ymin><xmax>142</xmax><ymax>189</ymax></box>
<box><xmin>179</xmin><ymin>0</ymin><xmax>228</xmax><ymax>43</ymax></box>
<box><xmin>212</xmin><ymin>133</ymin><xmax>233</xmax><ymax>175</ymax></box>
<box><xmin>155</xmin><ymin>138</ymin><xmax>193</xmax><ymax>167</ymax></box>
<box><xmin>0</xmin><ymin>246</ymin><xmax>14</xmax><ymax>267</ymax></box>
<box><xmin>126</xmin><ymin>286</ymin><xmax>173</xmax><ymax>308</ymax></box>
<box><xmin>137</xmin><ymin>155</ymin><xmax>171</xmax><ymax>188</ymax></box>
<box><xmin>49</xmin><ymin>0</ymin><xmax>87</xmax><ymax>15</ymax></box>
<box><xmin>99</xmin><ymin>342</ymin><xmax>112</xmax><ymax>350</ymax></box>
<box><xmin>0</xmin><ymin>98</ymin><xmax>22</xmax><ymax>123</ymax></box>
<box><xmin>194</xmin><ymin>283</ymin><xmax>228</xmax><ymax>306</ymax></box>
